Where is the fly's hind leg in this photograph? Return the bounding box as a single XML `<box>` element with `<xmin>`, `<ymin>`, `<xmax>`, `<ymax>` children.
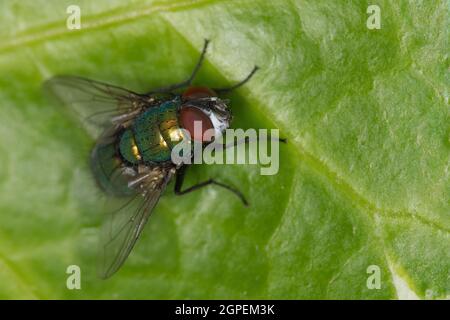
<box><xmin>174</xmin><ymin>165</ymin><xmax>248</xmax><ymax>206</ymax></box>
<box><xmin>148</xmin><ymin>39</ymin><xmax>210</xmax><ymax>94</ymax></box>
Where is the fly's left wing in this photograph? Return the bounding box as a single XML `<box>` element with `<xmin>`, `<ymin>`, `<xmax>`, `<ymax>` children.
<box><xmin>98</xmin><ymin>166</ymin><xmax>174</xmax><ymax>279</ymax></box>
<box><xmin>44</xmin><ymin>75</ymin><xmax>148</xmax><ymax>139</ymax></box>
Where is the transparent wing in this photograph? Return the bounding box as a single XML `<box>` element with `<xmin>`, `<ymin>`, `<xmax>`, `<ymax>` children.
<box><xmin>98</xmin><ymin>166</ymin><xmax>174</xmax><ymax>279</ymax></box>
<box><xmin>44</xmin><ymin>75</ymin><xmax>146</xmax><ymax>139</ymax></box>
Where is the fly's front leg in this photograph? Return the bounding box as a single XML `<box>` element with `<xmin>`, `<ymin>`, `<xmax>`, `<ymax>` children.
<box><xmin>220</xmin><ymin>135</ymin><xmax>287</xmax><ymax>150</ymax></box>
<box><xmin>148</xmin><ymin>39</ymin><xmax>210</xmax><ymax>94</ymax></box>
<box><xmin>213</xmin><ymin>65</ymin><xmax>259</xmax><ymax>94</ymax></box>
<box><xmin>174</xmin><ymin>165</ymin><xmax>248</xmax><ymax>206</ymax></box>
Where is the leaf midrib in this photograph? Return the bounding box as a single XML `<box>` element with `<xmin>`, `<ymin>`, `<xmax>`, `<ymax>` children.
<box><xmin>0</xmin><ymin>0</ymin><xmax>219</xmax><ymax>54</ymax></box>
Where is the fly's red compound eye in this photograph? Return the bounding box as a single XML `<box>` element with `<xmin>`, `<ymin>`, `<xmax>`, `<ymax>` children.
<box><xmin>182</xmin><ymin>86</ymin><xmax>217</xmax><ymax>101</ymax></box>
<box><xmin>179</xmin><ymin>106</ymin><xmax>214</xmax><ymax>142</ymax></box>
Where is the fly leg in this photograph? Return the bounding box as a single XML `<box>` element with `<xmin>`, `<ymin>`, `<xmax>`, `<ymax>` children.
<box><xmin>213</xmin><ymin>66</ymin><xmax>259</xmax><ymax>94</ymax></box>
<box><xmin>148</xmin><ymin>39</ymin><xmax>210</xmax><ymax>94</ymax></box>
<box><xmin>219</xmin><ymin>135</ymin><xmax>287</xmax><ymax>149</ymax></box>
<box><xmin>174</xmin><ymin>165</ymin><xmax>248</xmax><ymax>206</ymax></box>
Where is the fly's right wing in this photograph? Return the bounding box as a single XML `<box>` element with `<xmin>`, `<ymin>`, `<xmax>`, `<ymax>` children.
<box><xmin>98</xmin><ymin>166</ymin><xmax>174</xmax><ymax>279</ymax></box>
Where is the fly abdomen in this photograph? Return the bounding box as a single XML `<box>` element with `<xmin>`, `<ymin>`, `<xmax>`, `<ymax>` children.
<box><xmin>118</xmin><ymin>129</ymin><xmax>142</xmax><ymax>165</ymax></box>
<box><xmin>91</xmin><ymin>136</ymin><xmax>136</xmax><ymax>197</ymax></box>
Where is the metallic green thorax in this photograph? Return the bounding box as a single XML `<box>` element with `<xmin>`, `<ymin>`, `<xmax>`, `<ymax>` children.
<box><xmin>119</xmin><ymin>99</ymin><xmax>185</xmax><ymax>164</ymax></box>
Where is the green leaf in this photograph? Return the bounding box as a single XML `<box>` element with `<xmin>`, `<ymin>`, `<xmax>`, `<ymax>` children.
<box><xmin>0</xmin><ymin>0</ymin><xmax>448</xmax><ymax>299</ymax></box>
